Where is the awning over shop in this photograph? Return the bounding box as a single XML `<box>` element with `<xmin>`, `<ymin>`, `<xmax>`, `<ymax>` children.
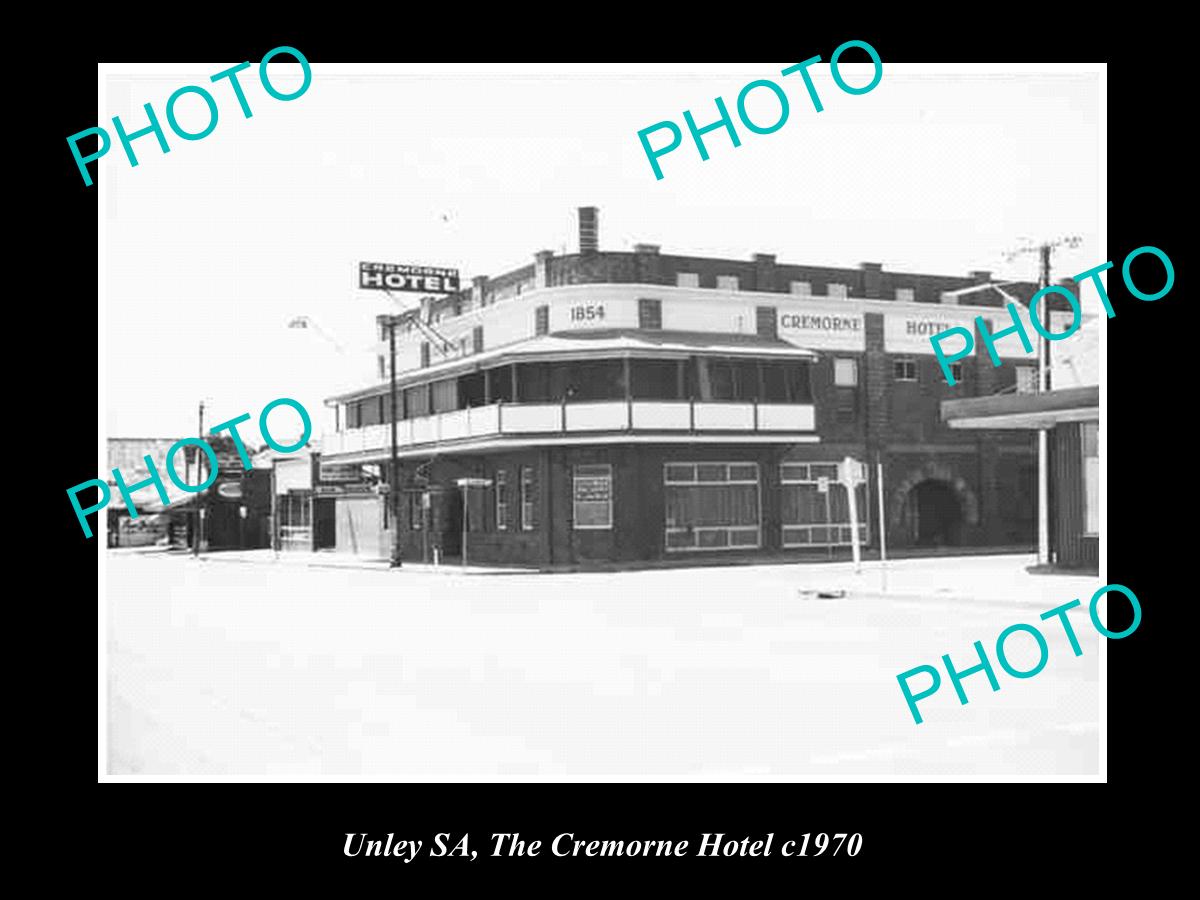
<box><xmin>326</xmin><ymin>329</ymin><xmax>819</xmax><ymax>405</ymax></box>
<box><xmin>941</xmin><ymin>385</ymin><xmax>1099</xmax><ymax>430</ymax></box>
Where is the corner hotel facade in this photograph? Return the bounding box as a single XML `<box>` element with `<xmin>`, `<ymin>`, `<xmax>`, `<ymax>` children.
<box><xmin>320</xmin><ymin>208</ymin><xmax>1048</xmax><ymax>567</ymax></box>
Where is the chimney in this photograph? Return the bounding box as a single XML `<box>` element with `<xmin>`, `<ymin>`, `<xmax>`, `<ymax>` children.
<box><xmin>860</xmin><ymin>262</ymin><xmax>883</xmax><ymax>299</ymax></box>
<box><xmin>578</xmin><ymin>206</ymin><xmax>599</xmax><ymax>255</ymax></box>
<box><xmin>754</xmin><ymin>253</ymin><xmax>777</xmax><ymax>292</ymax></box>
<box><xmin>471</xmin><ymin>275</ymin><xmax>488</xmax><ymax>308</ymax></box>
<box><xmin>970</xmin><ymin>270</ymin><xmax>992</xmax><ymax>284</ymax></box>
<box><xmin>634</xmin><ymin>243</ymin><xmax>662</xmax><ymax>283</ymax></box>
<box><xmin>534</xmin><ymin>250</ymin><xmax>554</xmax><ymax>289</ymax></box>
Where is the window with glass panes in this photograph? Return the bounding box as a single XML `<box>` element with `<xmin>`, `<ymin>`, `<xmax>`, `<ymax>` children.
<box><xmin>520</xmin><ymin>466</ymin><xmax>538</xmax><ymax>530</ymax></box>
<box><xmin>409</xmin><ymin>492</ymin><xmax>424</xmax><ymax>530</ymax></box>
<box><xmin>664</xmin><ymin>462</ymin><xmax>760</xmax><ymax>551</ymax></box>
<box><xmin>1082</xmin><ymin>421</ymin><xmax>1099</xmax><ymax>535</ymax></box>
<box><xmin>495</xmin><ymin>469</ymin><xmax>509</xmax><ymax>530</ymax></box>
<box><xmin>780</xmin><ymin>463</ymin><xmax>869</xmax><ymax>547</ymax></box>
<box><xmin>893</xmin><ymin>358</ymin><xmax>918</xmax><ymax>381</ymax></box>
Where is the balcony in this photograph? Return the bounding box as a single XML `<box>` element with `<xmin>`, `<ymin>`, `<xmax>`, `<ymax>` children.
<box><xmin>324</xmin><ymin>400</ymin><xmax>815</xmax><ymax>460</ymax></box>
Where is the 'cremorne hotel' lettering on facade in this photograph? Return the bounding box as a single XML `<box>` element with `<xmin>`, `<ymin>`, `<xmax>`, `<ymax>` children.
<box><xmin>319</xmin><ymin>207</ymin><xmax>1060</xmax><ymax>568</ymax></box>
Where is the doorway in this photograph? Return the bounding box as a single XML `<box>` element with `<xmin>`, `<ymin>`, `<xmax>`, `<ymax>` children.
<box><xmin>313</xmin><ymin>498</ymin><xmax>336</xmax><ymax>549</ymax></box>
<box><xmin>909</xmin><ymin>480</ymin><xmax>963</xmax><ymax>547</ymax></box>
<box><xmin>439</xmin><ymin>488</ymin><xmax>463</xmax><ymax>557</ymax></box>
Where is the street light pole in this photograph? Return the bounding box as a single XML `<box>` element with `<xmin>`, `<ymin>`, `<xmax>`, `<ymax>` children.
<box><xmin>388</xmin><ymin>316</ymin><xmax>403</xmax><ymax>568</ymax></box>
<box><xmin>194</xmin><ymin>400</ymin><xmax>205</xmax><ymax>557</ymax></box>
<box><xmin>1035</xmin><ymin>245</ymin><xmax>1052</xmax><ymax>566</ymax></box>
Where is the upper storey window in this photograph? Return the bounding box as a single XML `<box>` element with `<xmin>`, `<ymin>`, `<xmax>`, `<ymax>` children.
<box><xmin>676</xmin><ymin>272</ymin><xmax>700</xmax><ymax>288</ymax></box>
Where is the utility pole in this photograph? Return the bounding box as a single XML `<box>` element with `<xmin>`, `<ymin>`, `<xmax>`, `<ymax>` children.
<box><xmin>388</xmin><ymin>316</ymin><xmax>403</xmax><ymax>568</ymax></box>
<box><xmin>194</xmin><ymin>400</ymin><xmax>205</xmax><ymax>557</ymax></box>
<box><xmin>1005</xmin><ymin>235</ymin><xmax>1080</xmax><ymax>566</ymax></box>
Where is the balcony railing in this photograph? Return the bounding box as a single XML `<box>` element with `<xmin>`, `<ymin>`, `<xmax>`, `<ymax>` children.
<box><xmin>326</xmin><ymin>399</ymin><xmax>815</xmax><ymax>457</ymax></box>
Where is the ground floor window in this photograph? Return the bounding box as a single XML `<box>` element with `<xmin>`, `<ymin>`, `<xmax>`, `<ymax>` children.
<box><xmin>664</xmin><ymin>462</ymin><xmax>760</xmax><ymax>551</ymax></box>
<box><xmin>780</xmin><ymin>463</ymin><xmax>868</xmax><ymax>547</ymax></box>
<box><xmin>279</xmin><ymin>490</ymin><xmax>312</xmax><ymax>546</ymax></box>
<box><xmin>573</xmin><ymin>464</ymin><xmax>613</xmax><ymax>529</ymax></box>
<box><xmin>408</xmin><ymin>491</ymin><xmax>424</xmax><ymax>531</ymax></box>
<box><xmin>520</xmin><ymin>466</ymin><xmax>538</xmax><ymax>530</ymax></box>
<box><xmin>495</xmin><ymin>469</ymin><xmax>509</xmax><ymax>530</ymax></box>
<box><xmin>1082</xmin><ymin>421</ymin><xmax>1099</xmax><ymax>535</ymax></box>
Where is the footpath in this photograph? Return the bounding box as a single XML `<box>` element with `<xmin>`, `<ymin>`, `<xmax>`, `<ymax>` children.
<box><xmin>788</xmin><ymin>553</ymin><xmax>1102</xmax><ymax>610</ymax></box>
<box><xmin>110</xmin><ymin>547</ymin><xmax>1102</xmax><ymax>605</ymax></box>
<box><xmin>107</xmin><ymin>547</ymin><xmax>531</xmax><ymax>576</ymax></box>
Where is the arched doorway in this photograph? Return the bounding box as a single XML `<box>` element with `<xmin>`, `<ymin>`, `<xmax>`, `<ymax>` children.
<box><xmin>889</xmin><ymin>461</ymin><xmax>979</xmax><ymax>549</ymax></box>
<box><xmin>908</xmin><ymin>480</ymin><xmax>963</xmax><ymax>547</ymax></box>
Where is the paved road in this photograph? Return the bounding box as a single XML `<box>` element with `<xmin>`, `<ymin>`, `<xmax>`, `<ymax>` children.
<box><xmin>105</xmin><ymin>553</ymin><xmax>1101</xmax><ymax>777</ymax></box>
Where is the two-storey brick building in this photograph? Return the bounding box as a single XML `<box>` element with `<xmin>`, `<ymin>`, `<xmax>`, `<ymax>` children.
<box><xmin>320</xmin><ymin>207</ymin><xmax>1045</xmax><ymax>567</ymax></box>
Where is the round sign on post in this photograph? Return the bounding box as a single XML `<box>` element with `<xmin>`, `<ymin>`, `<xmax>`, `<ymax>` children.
<box><xmin>217</xmin><ymin>481</ymin><xmax>243</xmax><ymax>500</ymax></box>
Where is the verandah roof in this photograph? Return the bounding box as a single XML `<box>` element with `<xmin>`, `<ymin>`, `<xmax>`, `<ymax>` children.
<box><xmin>326</xmin><ymin>329</ymin><xmax>818</xmax><ymax>406</ymax></box>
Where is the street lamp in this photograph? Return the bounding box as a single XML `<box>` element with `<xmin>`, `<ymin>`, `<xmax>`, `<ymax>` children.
<box><xmin>939</xmin><ymin>279</ymin><xmax>1050</xmax><ymax>566</ymax></box>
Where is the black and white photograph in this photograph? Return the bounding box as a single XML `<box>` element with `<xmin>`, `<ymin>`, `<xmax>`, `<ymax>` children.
<box><xmin>85</xmin><ymin>58</ymin><xmax>1115</xmax><ymax>782</ymax></box>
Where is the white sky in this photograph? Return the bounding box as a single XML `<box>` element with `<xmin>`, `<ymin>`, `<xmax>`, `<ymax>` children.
<box><xmin>101</xmin><ymin>62</ymin><xmax>1101</xmax><ymax>444</ymax></box>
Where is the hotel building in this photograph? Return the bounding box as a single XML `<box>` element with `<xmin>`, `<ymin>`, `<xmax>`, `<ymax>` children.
<box><xmin>319</xmin><ymin>207</ymin><xmax>1051</xmax><ymax>567</ymax></box>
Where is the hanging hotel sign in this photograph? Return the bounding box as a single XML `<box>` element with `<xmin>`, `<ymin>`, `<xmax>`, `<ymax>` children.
<box><xmin>359</xmin><ymin>262</ymin><xmax>461</xmax><ymax>293</ymax></box>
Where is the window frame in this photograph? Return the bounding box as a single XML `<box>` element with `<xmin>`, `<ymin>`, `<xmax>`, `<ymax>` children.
<box><xmin>1082</xmin><ymin>421</ymin><xmax>1099</xmax><ymax>536</ymax></box>
<box><xmin>495</xmin><ymin>469</ymin><xmax>509</xmax><ymax>531</ymax></box>
<box><xmin>663</xmin><ymin>461</ymin><xmax>762</xmax><ymax>552</ymax></box>
<box><xmin>893</xmin><ymin>357</ymin><xmax>918</xmax><ymax>382</ymax></box>
<box><xmin>520</xmin><ymin>465</ymin><xmax>537</xmax><ymax>531</ymax></box>
<box><xmin>638</xmin><ymin>298</ymin><xmax>663</xmax><ymax>330</ymax></box>
<box><xmin>834</xmin><ymin>358</ymin><xmax>859</xmax><ymax>387</ymax></box>
<box><xmin>409</xmin><ymin>491</ymin><xmax>424</xmax><ymax>531</ymax></box>
<box><xmin>779</xmin><ymin>462</ymin><xmax>870</xmax><ymax>548</ymax></box>
<box><xmin>1015</xmin><ymin>365</ymin><xmax>1038</xmax><ymax>394</ymax></box>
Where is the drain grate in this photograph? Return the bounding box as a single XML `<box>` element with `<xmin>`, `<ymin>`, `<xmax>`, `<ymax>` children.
<box><xmin>798</xmin><ymin>588</ymin><xmax>847</xmax><ymax>600</ymax></box>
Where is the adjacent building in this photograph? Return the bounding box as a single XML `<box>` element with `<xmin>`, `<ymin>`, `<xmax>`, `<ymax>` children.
<box><xmin>941</xmin><ymin>313</ymin><xmax>1100</xmax><ymax>572</ymax></box>
<box><xmin>320</xmin><ymin>207</ymin><xmax>1060</xmax><ymax>567</ymax></box>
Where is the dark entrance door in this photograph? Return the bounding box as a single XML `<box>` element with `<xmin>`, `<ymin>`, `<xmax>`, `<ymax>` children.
<box><xmin>910</xmin><ymin>480</ymin><xmax>962</xmax><ymax>547</ymax></box>
<box><xmin>439</xmin><ymin>488</ymin><xmax>463</xmax><ymax>557</ymax></box>
<box><xmin>313</xmin><ymin>498</ymin><xmax>336</xmax><ymax>549</ymax></box>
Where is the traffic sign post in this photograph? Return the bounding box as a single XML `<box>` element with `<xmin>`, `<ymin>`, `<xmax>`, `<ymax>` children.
<box><xmin>838</xmin><ymin>456</ymin><xmax>866</xmax><ymax>574</ymax></box>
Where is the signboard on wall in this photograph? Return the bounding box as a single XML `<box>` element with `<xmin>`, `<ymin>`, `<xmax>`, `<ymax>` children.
<box><xmin>885</xmin><ymin>313</ymin><xmax>978</xmax><ymax>354</ymax></box>
<box><xmin>359</xmin><ymin>262</ymin><xmax>461</xmax><ymax>293</ymax></box>
<box><xmin>550</xmin><ymin>297</ymin><xmax>638</xmax><ymax>332</ymax></box>
<box><xmin>319</xmin><ymin>461</ymin><xmax>367</xmax><ymax>484</ymax></box>
<box><xmin>777</xmin><ymin>310</ymin><xmax>866</xmax><ymax>351</ymax></box>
